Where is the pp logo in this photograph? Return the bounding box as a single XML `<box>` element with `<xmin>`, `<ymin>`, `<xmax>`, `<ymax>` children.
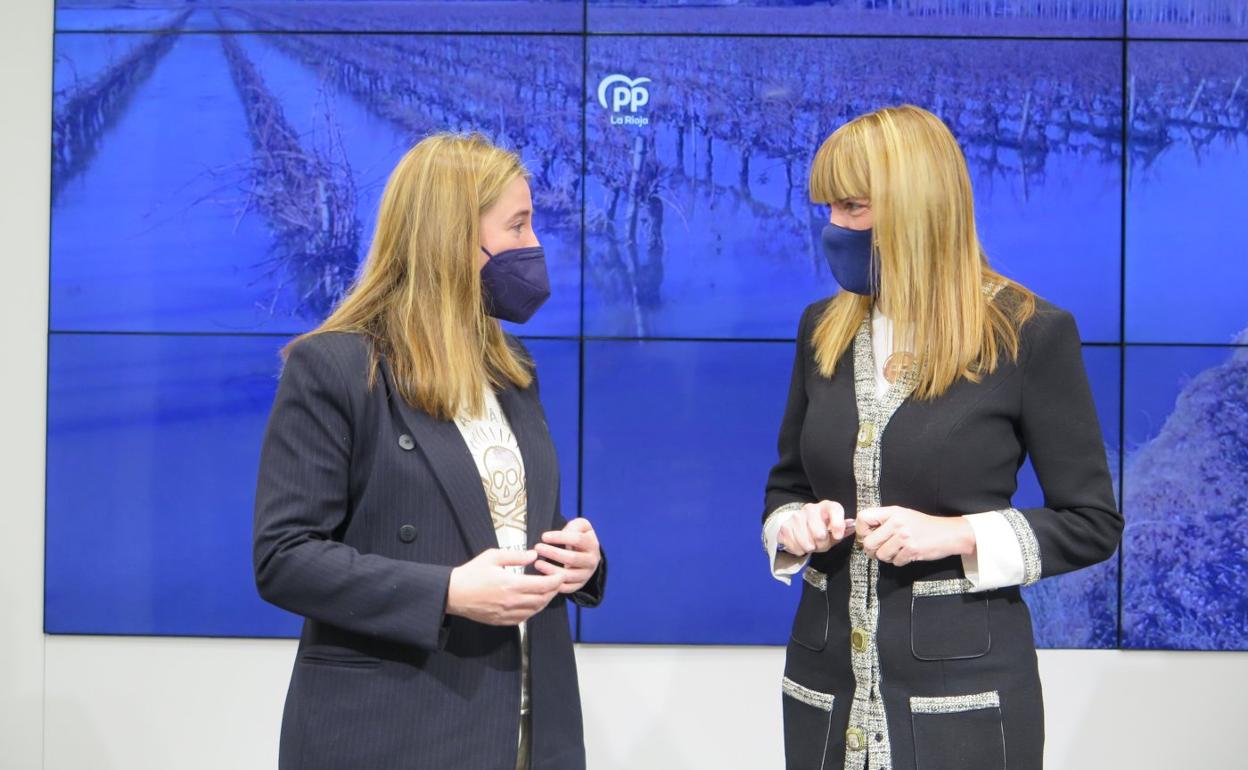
<box><xmin>598</xmin><ymin>74</ymin><xmax>652</xmax><ymax>126</ymax></box>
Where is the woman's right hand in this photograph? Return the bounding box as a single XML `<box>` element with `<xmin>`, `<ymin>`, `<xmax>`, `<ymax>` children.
<box><xmin>777</xmin><ymin>501</ymin><xmax>853</xmax><ymax>558</ymax></box>
<box><xmin>446</xmin><ymin>549</ymin><xmax>565</xmax><ymax>626</ymax></box>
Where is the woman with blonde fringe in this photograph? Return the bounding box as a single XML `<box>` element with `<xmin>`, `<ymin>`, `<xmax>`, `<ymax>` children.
<box><xmin>762</xmin><ymin>106</ymin><xmax>1121</xmax><ymax>770</ymax></box>
<box><xmin>254</xmin><ymin>133</ymin><xmax>605</xmax><ymax>770</ymax></box>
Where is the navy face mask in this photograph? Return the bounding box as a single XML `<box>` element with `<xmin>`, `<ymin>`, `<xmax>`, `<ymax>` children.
<box><xmin>479</xmin><ymin>245</ymin><xmax>551</xmax><ymax>324</ymax></box>
<box><xmin>820</xmin><ymin>222</ymin><xmax>878</xmax><ymax>296</ymax></box>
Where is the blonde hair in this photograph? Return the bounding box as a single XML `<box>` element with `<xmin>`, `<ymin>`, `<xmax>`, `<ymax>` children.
<box><xmin>288</xmin><ymin>132</ymin><xmax>533</xmax><ymax>420</ymax></box>
<box><xmin>807</xmin><ymin>104</ymin><xmax>1036</xmax><ymax>400</ymax></box>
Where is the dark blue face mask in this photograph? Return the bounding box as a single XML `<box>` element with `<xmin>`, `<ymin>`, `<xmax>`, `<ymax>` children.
<box><xmin>820</xmin><ymin>222</ymin><xmax>878</xmax><ymax>296</ymax></box>
<box><xmin>480</xmin><ymin>245</ymin><xmax>551</xmax><ymax>324</ymax></box>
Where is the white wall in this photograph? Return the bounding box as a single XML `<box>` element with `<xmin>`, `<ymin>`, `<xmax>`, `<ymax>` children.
<box><xmin>1</xmin><ymin>1</ymin><xmax>53</xmax><ymax>768</ymax></box>
<box><xmin>31</xmin><ymin>638</ymin><xmax>1248</xmax><ymax>770</ymax></box>
<box><xmin>4</xmin><ymin>4</ymin><xmax>1247</xmax><ymax>770</ymax></box>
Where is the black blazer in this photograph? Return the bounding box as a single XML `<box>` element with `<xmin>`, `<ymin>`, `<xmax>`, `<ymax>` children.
<box><xmin>254</xmin><ymin>331</ymin><xmax>604</xmax><ymax>770</ymax></box>
<box><xmin>765</xmin><ymin>293</ymin><xmax>1122</xmax><ymax>770</ymax></box>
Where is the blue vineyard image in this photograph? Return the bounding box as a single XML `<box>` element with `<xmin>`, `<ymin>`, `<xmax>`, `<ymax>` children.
<box><xmin>55</xmin><ymin>1</ymin><xmax>1248</xmax><ymax>37</ymax></box>
<box><xmin>1127</xmin><ymin>42</ymin><xmax>1248</xmax><ymax>345</ymax></box>
<box><xmin>56</xmin><ymin>0</ymin><xmax>584</xmax><ymax>33</ymax></box>
<box><xmin>44</xmin><ymin>0</ymin><xmax>1247</xmax><ymax>650</ymax></box>
<box><xmin>51</xmin><ymin>27</ymin><xmax>583</xmax><ymax>335</ymax></box>
<box><xmin>588</xmin><ymin>0</ymin><xmax>1247</xmax><ymax>37</ymax></box>
<box><xmin>1123</xmin><ymin>345</ymin><xmax>1248</xmax><ymax>651</ymax></box>
<box><xmin>585</xmin><ymin>36</ymin><xmax>1123</xmax><ymax>341</ymax></box>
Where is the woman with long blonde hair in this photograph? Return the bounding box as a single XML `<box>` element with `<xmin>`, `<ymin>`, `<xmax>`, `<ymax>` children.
<box><xmin>254</xmin><ymin>132</ymin><xmax>605</xmax><ymax>770</ymax></box>
<box><xmin>762</xmin><ymin>106</ymin><xmax>1121</xmax><ymax>770</ymax></box>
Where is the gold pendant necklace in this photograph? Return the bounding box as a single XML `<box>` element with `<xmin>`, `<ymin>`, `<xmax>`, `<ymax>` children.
<box><xmin>883</xmin><ymin>352</ymin><xmax>916</xmax><ymax>384</ymax></box>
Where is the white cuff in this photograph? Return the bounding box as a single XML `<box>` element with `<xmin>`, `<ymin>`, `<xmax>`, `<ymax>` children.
<box><xmin>961</xmin><ymin>511</ymin><xmax>1026</xmax><ymax>592</ymax></box>
<box><xmin>763</xmin><ymin>504</ymin><xmax>810</xmax><ymax>585</ymax></box>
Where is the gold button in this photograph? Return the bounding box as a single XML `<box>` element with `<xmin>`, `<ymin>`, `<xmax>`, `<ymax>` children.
<box><xmin>851</xmin><ymin>627</ymin><xmax>868</xmax><ymax>652</ymax></box>
<box><xmin>846</xmin><ymin>727</ymin><xmax>866</xmax><ymax>751</ymax></box>
<box><xmin>856</xmin><ymin>422</ymin><xmax>875</xmax><ymax>447</ymax></box>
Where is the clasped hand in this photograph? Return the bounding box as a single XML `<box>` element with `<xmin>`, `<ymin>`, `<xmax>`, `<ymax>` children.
<box><xmin>856</xmin><ymin>506</ymin><xmax>975</xmax><ymax>567</ymax></box>
<box><xmin>778</xmin><ymin>502</ymin><xmax>974</xmax><ymax>568</ymax></box>
<box><xmin>446</xmin><ymin>518</ymin><xmax>601</xmax><ymax>626</ymax></box>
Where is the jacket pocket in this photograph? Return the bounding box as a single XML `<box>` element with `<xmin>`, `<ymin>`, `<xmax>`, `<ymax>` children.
<box><xmin>910</xmin><ymin>578</ymin><xmax>990</xmax><ymax>661</ymax></box>
<box><xmin>298</xmin><ymin>645</ymin><xmax>381</xmax><ymax>670</ymax></box>
<box><xmin>781</xmin><ymin>676</ymin><xmax>835</xmax><ymax>770</ymax></box>
<box><xmin>910</xmin><ymin>691</ymin><xmax>1006</xmax><ymax>770</ymax></box>
<box><xmin>790</xmin><ymin>568</ymin><xmax>830</xmax><ymax>652</ymax></box>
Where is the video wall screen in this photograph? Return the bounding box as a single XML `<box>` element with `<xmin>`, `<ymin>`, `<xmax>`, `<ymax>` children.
<box><xmin>46</xmin><ymin>1</ymin><xmax>1247</xmax><ymax>650</ymax></box>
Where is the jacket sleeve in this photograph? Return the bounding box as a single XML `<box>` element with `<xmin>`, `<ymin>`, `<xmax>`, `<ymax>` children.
<box><xmin>253</xmin><ymin>337</ymin><xmax>453</xmax><ymax>650</ymax></box>
<box><xmin>554</xmin><ymin>505</ymin><xmax>608</xmax><ymax>609</ymax></box>
<box><xmin>763</xmin><ymin>303</ymin><xmax>820</xmax><ymax>521</ymax></box>
<box><xmin>1005</xmin><ymin>308</ymin><xmax>1123</xmax><ymax>584</ymax></box>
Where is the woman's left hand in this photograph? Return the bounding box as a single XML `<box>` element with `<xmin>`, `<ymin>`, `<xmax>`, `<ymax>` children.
<box><xmin>534</xmin><ymin>518</ymin><xmax>602</xmax><ymax>594</ymax></box>
<box><xmin>856</xmin><ymin>506</ymin><xmax>975</xmax><ymax>567</ymax></box>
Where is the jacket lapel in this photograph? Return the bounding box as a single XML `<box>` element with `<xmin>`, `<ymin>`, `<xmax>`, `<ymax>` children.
<box><xmin>496</xmin><ymin>384</ymin><xmax>558</xmax><ymax>550</ymax></box>
<box><xmin>380</xmin><ymin>360</ymin><xmax>498</xmax><ymax>556</ymax></box>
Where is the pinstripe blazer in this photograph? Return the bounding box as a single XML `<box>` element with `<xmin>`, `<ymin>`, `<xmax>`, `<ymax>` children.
<box><xmin>254</xmin><ymin>331</ymin><xmax>605</xmax><ymax>770</ymax></box>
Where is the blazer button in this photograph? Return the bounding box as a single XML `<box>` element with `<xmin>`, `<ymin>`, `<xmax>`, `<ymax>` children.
<box><xmin>398</xmin><ymin>524</ymin><xmax>417</xmax><ymax>543</ymax></box>
<box><xmin>398</xmin><ymin>434</ymin><xmax>415</xmax><ymax>450</ymax></box>
<box><xmin>851</xmin><ymin>627</ymin><xmax>868</xmax><ymax>653</ymax></box>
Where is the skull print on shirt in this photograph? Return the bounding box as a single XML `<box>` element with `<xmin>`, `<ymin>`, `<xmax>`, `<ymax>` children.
<box><xmin>454</xmin><ymin>389</ymin><xmax>528</xmax><ymax>546</ymax></box>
